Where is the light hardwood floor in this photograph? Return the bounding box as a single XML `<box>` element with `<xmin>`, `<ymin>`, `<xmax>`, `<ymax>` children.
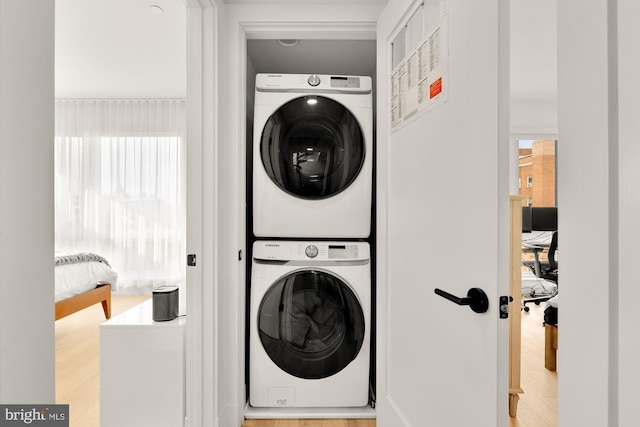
<box><xmin>56</xmin><ymin>296</ymin><xmax>555</xmax><ymax>427</ymax></box>
<box><xmin>509</xmin><ymin>301</ymin><xmax>558</xmax><ymax>427</ymax></box>
<box><xmin>55</xmin><ymin>294</ymin><xmax>150</xmax><ymax>427</ymax></box>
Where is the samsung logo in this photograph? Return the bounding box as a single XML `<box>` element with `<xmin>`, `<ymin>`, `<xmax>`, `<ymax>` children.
<box><xmin>266</xmin><ymin>74</ymin><xmax>282</xmax><ymax>78</ymax></box>
<box><xmin>265</xmin><ymin>243</ymin><xmax>280</xmax><ymax>247</ymax></box>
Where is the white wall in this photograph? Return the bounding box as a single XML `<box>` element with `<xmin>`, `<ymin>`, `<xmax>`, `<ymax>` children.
<box><xmin>0</xmin><ymin>0</ymin><xmax>55</xmax><ymax>403</ymax></box>
<box><xmin>557</xmin><ymin>4</ymin><xmax>611</xmax><ymax>425</ymax></box>
<box><xmin>510</xmin><ymin>99</ymin><xmax>557</xmax><ymax>135</ymax></box>
<box><xmin>558</xmin><ymin>0</ymin><xmax>640</xmax><ymax>425</ymax></box>
<box><xmin>615</xmin><ymin>1</ymin><xmax>640</xmax><ymax>425</ymax></box>
<box><xmin>510</xmin><ymin>0</ymin><xmax>557</xmax><ymax>135</ymax></box>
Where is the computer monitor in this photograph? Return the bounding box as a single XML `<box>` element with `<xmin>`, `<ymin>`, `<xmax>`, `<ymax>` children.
<box><xmin>522</xmin><ymin>206</ymin><xmax>533</xmax><ymax>233</ymax></box>
<box><xmin>531</xmin><ymin>207</ymin><xmax>557</xmax><ymax>231</ymax></box>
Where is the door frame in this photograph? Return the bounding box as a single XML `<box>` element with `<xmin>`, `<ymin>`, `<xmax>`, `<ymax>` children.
<box><xmin>184</xmin><ymin>1</ymin><xmax>380</xmax><ymax>425</ymax></box>
<box><xmin>184</xmin><ymin>1</ymin><xmax>220</xmax><ymax>426</ymax></box>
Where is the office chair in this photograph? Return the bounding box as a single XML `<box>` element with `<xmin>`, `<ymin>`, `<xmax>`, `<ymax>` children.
<box><xmin>539</xmin><ymin>230</ymin><xmax>558</xmax><ymax>282</ymax></box>
<box><xmin>523</xmin><ymin>230</ymin><xmax>557</xmax><ymax>312</ymax></box>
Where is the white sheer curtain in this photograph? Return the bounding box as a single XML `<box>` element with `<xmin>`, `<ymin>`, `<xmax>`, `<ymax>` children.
<box><xmin>54</xmin><ymin>99</ymin><xmax>186</xmax><ymax>290</ymax></box>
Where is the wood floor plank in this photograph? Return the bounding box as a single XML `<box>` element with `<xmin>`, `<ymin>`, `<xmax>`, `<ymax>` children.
<box><xmin>509</xmin><ymin>303</ymin><xmax>557</xmax><ymax>427</ymax></box>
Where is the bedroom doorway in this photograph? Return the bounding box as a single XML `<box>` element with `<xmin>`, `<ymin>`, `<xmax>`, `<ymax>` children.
<box><xmin>512</xmin><ymin>138</ymin><xmax>558</xmax><ymax>426</ymax></box>
<box><xmin>54</xmin><ymin>1</ymin><xmax>187</xmax><ymax>426</ymax></box>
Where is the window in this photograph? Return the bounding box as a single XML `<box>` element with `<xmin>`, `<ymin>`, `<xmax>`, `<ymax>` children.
<box><xmin>55</xmin><ymin>100</ymin><xmax>186</xmax><ymax>289</ymax></box>
<box><xmin>527</xmin><ymin>176</ymin><xmax>533</xmax><ymax>187</ymax></box>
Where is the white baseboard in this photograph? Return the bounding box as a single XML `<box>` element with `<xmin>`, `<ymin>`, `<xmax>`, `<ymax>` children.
<box><xmin>244</xmin><ymin>403</ymin><xmax>376</xmax><ymax>419</ymax></box>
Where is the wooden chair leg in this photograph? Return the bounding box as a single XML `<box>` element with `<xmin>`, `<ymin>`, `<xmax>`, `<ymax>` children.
<box><xmin>545</xmin><ymin>324</ymin><xmax>558</xmax><ymax>371</ymax></box>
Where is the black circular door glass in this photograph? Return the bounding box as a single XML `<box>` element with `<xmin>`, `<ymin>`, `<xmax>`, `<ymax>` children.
<box><xmin>260</xmin><ymin>96</ymin><xmax>365</xmax><ymax>199</ymax></box>
<box><xmin>258</xmin><ymin>270</ymin><xmax>365</xmax><ymax>379</ymax></box>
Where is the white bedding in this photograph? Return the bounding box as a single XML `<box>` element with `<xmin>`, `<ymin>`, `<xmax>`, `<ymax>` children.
<box><xmin>55</xmin><ymin>255</ymin><xmax>118</xmax><ymax>303</ymax></box>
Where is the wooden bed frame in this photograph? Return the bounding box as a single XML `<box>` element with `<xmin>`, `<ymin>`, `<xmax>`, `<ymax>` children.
<box><xmin>55</xmin><ymin>283</ymin><xmax>112</xmax><ymax>321</ymax></box>
<box><xmin>545</xmin><ymin>323</ymin><xmax>558</xmax><ymax>371</ymax></box>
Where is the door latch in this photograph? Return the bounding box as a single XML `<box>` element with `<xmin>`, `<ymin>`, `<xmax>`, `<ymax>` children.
<box><xmin>499</xmin><ymin>295</ymin><xmax>513</xmax><ymax>319</ymax></box>
<box><xmin>187</xmin><ymin>254</ymin><xmax>196</xmax><ymax>267</ymax></box>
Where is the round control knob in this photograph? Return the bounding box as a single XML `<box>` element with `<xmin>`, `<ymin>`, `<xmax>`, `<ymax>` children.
<box><xmin>307</xmin><ymin>74</ymin><xmax>321</xmax><ymax>87</ymax></box>
<box><xmin>305</xmin><ymin>245</ymin><xmax>319</xmax><ymax>258</ymax></box>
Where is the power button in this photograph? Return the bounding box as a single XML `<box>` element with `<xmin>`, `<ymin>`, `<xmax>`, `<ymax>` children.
<box><xmin>307</xmin><ymin>74</ymin><xmax>321</xmax><ymax>86</ymax></box>
<box><xmin>305</xmin><ymin>245</ymin><xmax>319</xmax><ymax>258</ymax></box>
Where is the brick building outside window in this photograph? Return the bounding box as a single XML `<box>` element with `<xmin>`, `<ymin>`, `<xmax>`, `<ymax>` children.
<box><xmin>518</xmin><ymin>139</ymin><xmax>556</xmax><ymax>207</ymax></box>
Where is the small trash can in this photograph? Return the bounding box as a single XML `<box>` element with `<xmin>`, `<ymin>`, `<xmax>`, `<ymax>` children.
<box><xmin>152</xmin><ymin>285</ymin><xmax>179</xmax><ymax>321</ymax></box>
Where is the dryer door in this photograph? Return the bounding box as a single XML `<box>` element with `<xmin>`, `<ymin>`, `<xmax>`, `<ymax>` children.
<box><xmin>258</xmin><ymin>269</ymin><xmax>365</xmax><ymax>379</ymax></box>
<box><xmin>260</xmin><ymin>96</ymin><xmax>365</xmax><ymax>199</ymax></box>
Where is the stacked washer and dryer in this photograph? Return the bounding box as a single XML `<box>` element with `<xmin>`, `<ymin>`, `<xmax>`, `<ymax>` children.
<box><xmin>249</xmin><ymin>73</ymin><xmax>374</xmax><ymax>412</ymax></box>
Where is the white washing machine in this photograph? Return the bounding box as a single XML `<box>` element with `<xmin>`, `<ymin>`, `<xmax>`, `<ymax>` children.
<box><xmin>249</xmin><ymin>240</ymin><xmax>371</xmax><ymax>408</ymax></box>
<box><xmin>252</xmin><ymin>73</ymin><xmax>373</xmax><ymax>238</ymax></box>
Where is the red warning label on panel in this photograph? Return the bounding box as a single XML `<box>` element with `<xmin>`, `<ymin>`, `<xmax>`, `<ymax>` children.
<box><xmin>429</xmin><ymin>77</ymin><xmax>442</xmax><ymax>99</ymax></box>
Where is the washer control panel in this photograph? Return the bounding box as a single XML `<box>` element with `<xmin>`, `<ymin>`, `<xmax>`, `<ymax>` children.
<box><xmin>253</xmin><ymin>241</ymin><xmax>369</xmax><ymax>262</ymax></box>
<box><xmin>304</xmin><ymin>245</ymin><xmax>319</xmax><ymax>258</ymax></box>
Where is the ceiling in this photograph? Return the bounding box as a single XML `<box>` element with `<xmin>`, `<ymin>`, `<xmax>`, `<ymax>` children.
<box><xmin>55</xmin><ymin>0</ymin><xmax>186</xmax><ymax>98</ymax></box>
<box><xmin>55</xmin><ymin>0</ymin><xmax>556</xmax><ymax>104</ymax></box>
<box><xmin>247</xmin><ymin>39</ymin><xmax>377</xmax><ymax>77</ymax></box>
<box><xmin>510</xmin><ymin>0</ymin><xmax>557</xmax><ymax>103</ymax></box>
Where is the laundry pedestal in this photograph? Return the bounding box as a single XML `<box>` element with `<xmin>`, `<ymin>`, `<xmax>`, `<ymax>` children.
<box><xmin>100</xmin><ymin>299</ymin><xmax>186</xmax><ymax>427</ymax></box>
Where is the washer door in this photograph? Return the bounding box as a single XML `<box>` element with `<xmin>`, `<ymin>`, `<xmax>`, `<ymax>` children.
<box><xmin>260</xmin><ymin>96</ymin><xmax>365</xmax><ymax>199</ymax></box>
<box><xmin>258</xmin><ymin>270</ymin><xmax>365</xmax><ymax>379</ymax></box>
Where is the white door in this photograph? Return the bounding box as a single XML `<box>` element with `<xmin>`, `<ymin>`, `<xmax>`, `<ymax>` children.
<box><xmin>376</xmin><ymin>0</ymin><xmax>510</xmax><ymax>426</ymax></box>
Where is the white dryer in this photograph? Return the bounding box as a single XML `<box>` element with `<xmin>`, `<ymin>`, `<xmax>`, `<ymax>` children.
<box><xmin>249</xmin><ymin>240</ymin><xmax>371</xmax><ymax>408</ymax></box>
<box><xmin>252</xmin><ymin>73</ymin><xmax>373</xmax><ymax>238</ymax></box>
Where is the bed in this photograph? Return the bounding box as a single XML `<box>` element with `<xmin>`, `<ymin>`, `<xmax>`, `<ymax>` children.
<box><xmin>543</xmin><ymin>295</ymin><xmax>558</xmax><ymax>371</ymax></box>
<box><xmin>55</xmin><ymin>253</ymin><xmax>118</xmax><ymax>321</ymax></box>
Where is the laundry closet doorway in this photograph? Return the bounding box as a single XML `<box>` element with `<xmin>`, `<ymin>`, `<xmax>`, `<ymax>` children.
<box><xmin>245</xmin><ymin>43</ymin><xmax>378</xmax><ymax>417</ymax></box>
<box><xmin>188</xmin><ymin>0</ymin><xmax>512</xmax><ymax>425</ymax></box>
<box><xmin>186</xmin><ymin>3</ymin><xmax>383</xmax><ymax>425</ymax></box>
